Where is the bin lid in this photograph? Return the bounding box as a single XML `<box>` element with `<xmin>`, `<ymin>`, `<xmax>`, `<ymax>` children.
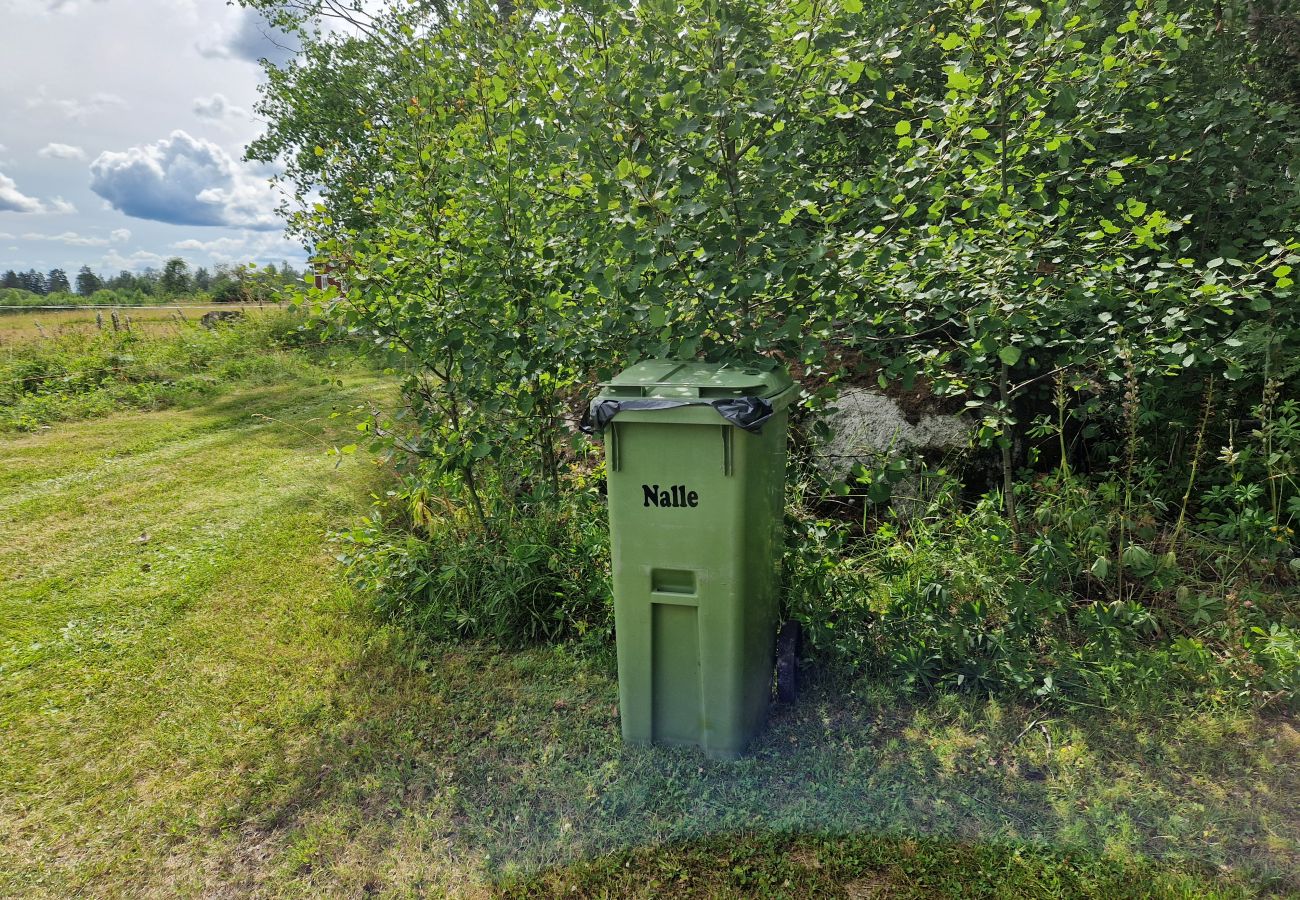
<box><xmin>601</xmin><ymin>360</ymin><xmax>793</xmax><ymax>401</ymax></box>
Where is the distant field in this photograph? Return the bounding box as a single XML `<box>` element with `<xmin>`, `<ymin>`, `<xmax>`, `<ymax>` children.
<box><xmin>0</xmin><ymin>303</ymin><xmax>276</xmax><ymax>345</ymax></box>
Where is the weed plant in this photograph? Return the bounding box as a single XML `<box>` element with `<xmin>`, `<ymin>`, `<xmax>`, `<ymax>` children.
<box><xmin>336</xmin><ymin>464</ymin><xmax>613</xmax><ymax>650</ymax></box>
<box><xmin>784</xmin><ymin>468</ymin><xmax>1298</xmax><ymax>712</ymax></box>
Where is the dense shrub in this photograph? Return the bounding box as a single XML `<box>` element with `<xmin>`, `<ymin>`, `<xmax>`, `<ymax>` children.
<box><xmin>247</xmin><ymin>0</ymin><xmax>1299</xmax><ymax>707</ymax></box>
<box><xmin>785</xmin><ymin>471</ymin><xmax>1298</xmax><ymax>710</ymax></box>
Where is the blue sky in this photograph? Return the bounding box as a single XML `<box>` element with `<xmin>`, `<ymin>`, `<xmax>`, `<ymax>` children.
<box><xmin>0</xmin><ymin>0</ymin><xmax>306</xmax><ymax>277</ymax></box>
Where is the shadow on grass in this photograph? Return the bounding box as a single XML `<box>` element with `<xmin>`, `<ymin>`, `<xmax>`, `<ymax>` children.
<box><xmin>187</xmin><ymin>376</ymin><xmax>383</xmax><ymax>449</ymax></box>
<box><xmin>498</xmin><ymin>829</ymin><xmax>1248</xmax><ymax>899</ymax></box>
<box><xmin>218</xmin><ymin>631</ymin><xmax>1299</xmax><ymax>896</ymax></box>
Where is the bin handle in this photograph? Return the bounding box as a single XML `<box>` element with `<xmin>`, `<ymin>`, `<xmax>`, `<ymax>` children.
<box><xmin>581</xmin><ymin>396</ymin><xmax>775</xmax><ymax>435</ymax></box>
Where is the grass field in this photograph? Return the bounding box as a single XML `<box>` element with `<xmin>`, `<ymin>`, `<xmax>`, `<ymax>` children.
<box><xmin>0</xmin><ymin>304</ymin><xmax>271</xmax><ymax>345</ymax></box>
<box><xmin>1</xmin><ymin>376</ymin><xmax>1297</xmax><ymax>897</ymax></box>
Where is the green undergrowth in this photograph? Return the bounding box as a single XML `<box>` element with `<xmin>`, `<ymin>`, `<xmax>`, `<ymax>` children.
<box><xmin>335</xmin><ymin>465</ymin><xmax>614</xmax><ymax>650</ymax></box>
<box><xmin>0</xmin><ymin>307</ymin><xmax>365</xmax><ymax>432</ymax></box>
<box><xmin>342</xmin><ymin>464</ymin><xmax>1298</xmax><ymax>716</ymax></box>
<box><xmin>782</xmin><ymin>472</ymin><xmax>1300</xmax><ymax>713</ymax></box>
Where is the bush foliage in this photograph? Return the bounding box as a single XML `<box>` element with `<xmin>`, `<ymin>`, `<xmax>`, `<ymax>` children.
<box><xmin>246</xmin><ymin>0</ymin><xmax>1299</xmax><ymax>706</ymax></box>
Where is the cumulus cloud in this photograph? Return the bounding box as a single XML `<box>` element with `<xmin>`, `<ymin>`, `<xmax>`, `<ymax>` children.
<box><xmin>110</xmin><ymin>228</ymin><xmax>131</xmax><ymax>243</ymax></box>
<box><xmin>38</xmin><ymin>142</ymin><xmax>86</xmax><ymax>160</ymax></box>
<box><xmin>198</xmin><ymin>9</ymin><xmax>298</xmax><ymax>67</ymax></box>
<box><xmin>0</xmin><ymin>172</ymin><xmax>45</xmax><ymax>213</ymax></box>
<box><xmin>89</xmin><ymin>130</ymin><xmax>280</xmax><ymax>230</ymax></box>
<box><xmin>193</xmin><ymin>93</ymin><xmax>249</xmax><ymax>122</ymax></box>
<box><xmin>27</xmin><ymin>89</ymin><xmax>127</xmax><ymax>122</ymax></box>
<box><xmin>0</xmin><ymin>171</ymin><xmax>72</xmax><ymax>214</ymax></box>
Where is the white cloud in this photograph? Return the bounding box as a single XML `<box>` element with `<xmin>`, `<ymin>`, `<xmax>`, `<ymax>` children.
<box><xmin>0</xmin><ymin>172</ymin><xmax>45</xmax><ymax>213</ymax></box>
<box><xmin>110</xmin><ymin>228</ymin><xmax>131</xmax><ymax>243</ymax></box>
<box><xmin>21</xmin><ymin>230</ymin><xmax>110</xmax><ymax>247</ymax></box>
<box><xmin>193</xmin><ymin>93</ymin><xmax>249</xmax><ymax>123</ymax></box>
<box><xmin>27</xmin><ymin>89</ymin><xmax>127</xmax><ymax>122</ymax></box>
<box><xmin>38</xmin><ymin>142</ymin><xmax>86</xmax><ymax>160</ymax></box>
<box><xmin>99</xmin><ymin>248</ymin><xmax>167</xmax><ymax>272</ymax></box>
<box><xmin>171</xmin><ymin>230</ymin><xmax>303</xmax><ymax>266</ymax></box>
<box><xmin>0</xmin><ymin>172</ymin><xmax>71</xmax><ymax>214</ymax></box>
<box><xmin>13</xmin><ymin>0</ymin><xmax>110</xmax><ymax>12</ymax></box>
<box><xmin>197</xmin><ymin>9</ymin><xmax>298</xmax><ymax>68</ymax></box>
<box><xmin>89</xmin><ymin>130</ymin><xmax>280</xmax><ymax>230</ymax></box>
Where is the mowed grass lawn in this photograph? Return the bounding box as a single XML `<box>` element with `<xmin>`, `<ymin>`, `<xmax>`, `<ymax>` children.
<box><xmin>1</xmin><ymin>376</ymin><xmax>1297</xmax><ymax>897</ymax></box>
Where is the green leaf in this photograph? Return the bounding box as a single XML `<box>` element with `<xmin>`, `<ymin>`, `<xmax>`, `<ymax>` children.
<box><xmin>842</xmin><ymin>0</ymin><xmax>863</xmax><ymax>11</ymax></box>
<box><xmin>894</xmin><ymin>119</ymin><xmax>912</xmax><ymax>136</ymax></box>
<box><xmin>1121</xmin><ymin>545</ymin><xmax>1156</xmax><ymax>577</ymax></box>
<box><xmin>998</xmin><ymin>346</ymin><xmax>1022</xmax><ymax>367</ymax></box>
<box><xmin>945</xmin><ymin>67</ymin><xmax>973</xmax><ymax>90</ymax></box>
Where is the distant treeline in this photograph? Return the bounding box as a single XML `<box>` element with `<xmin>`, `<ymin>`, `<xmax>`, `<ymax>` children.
<box><xmin>0</xmin><ymin>257</ymin><xmax>303</xmax><ymax>305</ymax></box>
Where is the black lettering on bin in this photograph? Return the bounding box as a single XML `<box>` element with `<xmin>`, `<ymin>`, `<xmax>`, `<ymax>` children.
<box><xmin>641</xmin><ymin>484</ymin><xmax>700</xmax><ymax>508</ymax></box>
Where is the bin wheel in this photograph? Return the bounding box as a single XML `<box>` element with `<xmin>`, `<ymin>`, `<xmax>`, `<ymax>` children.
<box><xmin>776</xmin><ymin>620</ymin><xmax>802</xmax><ymax>704</ymax></box>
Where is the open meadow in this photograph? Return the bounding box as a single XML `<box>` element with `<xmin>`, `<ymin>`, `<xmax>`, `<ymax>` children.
<box><xmin>0</xmin><ymin>304</ymin><xmax>272</xmax><ymax>346</ymax></box>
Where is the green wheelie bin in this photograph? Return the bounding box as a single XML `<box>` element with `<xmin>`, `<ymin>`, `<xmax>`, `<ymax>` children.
<box><xmin>586</xmin><ymin>360</ymin><xmax>799</xmax><ymax>759</ymax></box>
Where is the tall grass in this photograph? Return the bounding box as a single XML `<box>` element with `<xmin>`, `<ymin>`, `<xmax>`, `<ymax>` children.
<box><xmin>0</xmin><ymin>308</ymin><xmax>352</xmax><ymax>431</ymax></box>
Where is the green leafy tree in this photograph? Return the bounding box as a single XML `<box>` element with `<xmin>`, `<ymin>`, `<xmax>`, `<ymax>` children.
<box><xmin>160</xmin><ymin>257</ymin><xmax>191</xmax><ymax>296</ymax></box>
<box><xmin>20</xmin><ymin>270</ymin><xmax>46</xmax><ymax>295</ymax></box>
<box><xmin>75</xmin><ymin>265</ymin><xmax>103</xmax><ymax>296</ymax></box>
<box><xmin>250</xmin><ymin>0</ymin><xmax>1298</xmax><ymax>546</ymax></box>
<box><xmin>46</xmin><ymin>268</ymin><xmax>71</xmax><ymax>295</ymax></box>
